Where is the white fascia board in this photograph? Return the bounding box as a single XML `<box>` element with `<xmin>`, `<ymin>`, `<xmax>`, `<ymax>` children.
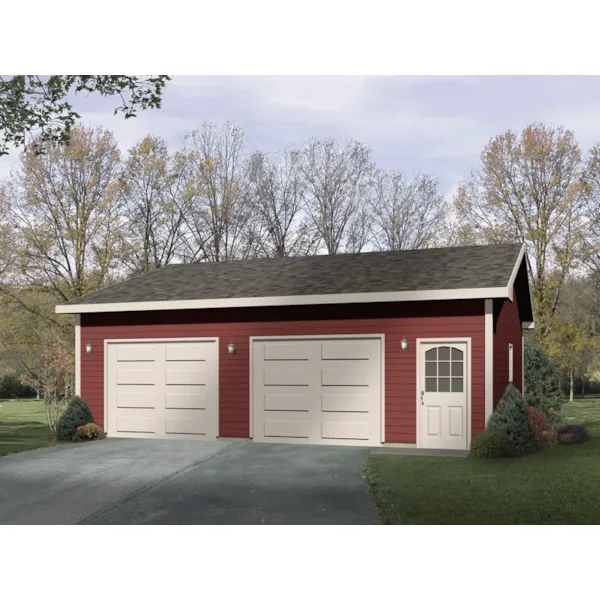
<box><xmin>56</xmin><ymin>286</ymin><xmax>510</xmax><ymax>315</ymax></box>
<box><xmin>506</xmin><ymin>243</ymin><xmax>527</xmax><ymax>301</ymax></box>
<box><xmin>75</xmin><ymin>314</ymin><xmax>81</xmax><ymax>396</ymax></box>
<box><xmin>484</xmin><ymin>299</ymin><xmax>494</xmax><ymax>425</ymax></box>
<box><xmin>522</xmin><ymin>321</ymin><xmax>535</xmax><ymax>330</ymax></box>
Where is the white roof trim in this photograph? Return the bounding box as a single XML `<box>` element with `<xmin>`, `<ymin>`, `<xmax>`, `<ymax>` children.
<box><xmin>506</xmin><ymin>243</ymin><xmax>526</xmax><ymax>301</ymax></box>
<box><xmin>522</xmin><ymin>321</ymin><xmax>535</xmax><ymax>330</ymax></box>
<box><xmin>55</xmin><ymin>286</ymin><xmax>511</xmax><ymax>315</ymax></box>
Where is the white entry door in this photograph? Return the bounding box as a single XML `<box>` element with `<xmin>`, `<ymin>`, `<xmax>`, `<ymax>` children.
<box><xmin>106</xmin><ymin>339</ymin><xmax>219</xmax><ymax>440</ymax></box>
<box><xmin>418</xmin><ymin>340</ymin><xmax>469</xmax><ymax>450</ymax></box>
<box><xmin>252</xmin><ymin>337</ymin><xmax>383</xmax><ymax>446</ymax></box>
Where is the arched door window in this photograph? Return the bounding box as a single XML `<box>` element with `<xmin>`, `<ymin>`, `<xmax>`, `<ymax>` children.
<box><xmin>424</xmin><ymin>346</ymin><xmax>464</xmax><ymax>393</ymax></box>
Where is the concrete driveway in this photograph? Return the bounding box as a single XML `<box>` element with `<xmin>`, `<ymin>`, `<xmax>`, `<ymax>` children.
<box><xmin>0</xmin><ymin>439</ymin><xmax>377</xmax><ymax>525</ymax></box>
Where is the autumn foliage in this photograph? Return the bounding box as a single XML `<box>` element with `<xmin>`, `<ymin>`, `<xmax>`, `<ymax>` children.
<box><xmin>20</xmin><ymin>336</ymin><xmax>74</xmax><ymax>433</ymax></box>
<box><xmin>527</xmin><ymin>406</ymin><xmax>549</xmax><ymax>442</ymax></box>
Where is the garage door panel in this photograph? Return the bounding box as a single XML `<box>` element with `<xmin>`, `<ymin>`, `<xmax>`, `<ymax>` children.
<box><xmin>107</xmin><ymin>340</ymin><xmax>218</xmax><ymax>440</ymax></box>
<box><xmin>321</xmin><ymin>420</ymin><xmax>371</xmax><ymax>441</ymax></box>
<box><xmin>264</xmin><ymin>368</ymin><xmax>312</xmax><ymax>387</ymax></box>
<box><xmin>263</xmin><ymin>342</ymin><xmax>311</xmax><ymax>361</ymax></box>
<box><xmin>321</xmin><ymin>341</ymin><xmax>373</xmax><ymax>360</ymax></box>
<box><xmin>165</xmin><ymin>344</ymin><xmax>213</xmax><ymax>362</ymax></box>
<box><xmin>165</xmin><ymin>415</ymin><xmax>208</xmax><ymax>435</ymax></box>
<box><xmin>116</xmin><ymin>368</ymin><xmax>157</xmax><ymax>386</ymax></box>
<box><xmin>116</xmin><ymin>345</ymin><xmax>156</xmax><ymax>362</ymax></box>
<box><xmin>321</xmin><ymin>368</ymin><xmax>370</xmax><ymax>387</ymax></box>
<box><xmin>264</xmin><ymin>392</ymin><xmax>310</xmax><ymax>412</ymax></box>
<box><xmin>116</xmin><ymin>415</ymin><xmax>158</xmax><ymax>434</ymax></box>
<box><xmin>253</xmin><ymin>337</ymin><xmax>382</xmax><ymax>446</ymax></box>
<box><xmin>165</xmin><ymin>366</ymin><xmax>209</xmax><ymax>386</ymax></box>
<box><xmin>321</xmin><ymin>393</ymin><xmax>370</xmax><ymax>413</ymax></box>
<box><xmin>116</xmin><ymin>391</ymin><xmax>156</xmax><ymax>409</ymax></box>
<box><xmin>165</xmin><ymin>390</ymin><xmax>208</xmax><ymax>409</ymax></box>
<box><xmin>263</xmin><ymin>418</ymin><xmax>312</xmax><ymax>439</ymax></box>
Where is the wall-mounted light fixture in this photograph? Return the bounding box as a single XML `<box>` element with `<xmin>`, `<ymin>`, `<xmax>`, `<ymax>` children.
<box><xmin>86</xmin><ymin>341</ymin><xmax>93</xmax><ymax>355</ymax></box>
<box><xmin>227</xmin><ymin>341</ymin><xmax>236</xmax><ymax>356</ymax></box>
<box><xmin>400</xmin><ymin>337</ymin><xmax>410</xmax><ymax>352</ymax></box>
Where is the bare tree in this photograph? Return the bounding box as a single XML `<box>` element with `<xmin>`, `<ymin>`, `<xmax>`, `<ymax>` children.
<box><xmin>300</xmin><ymin>138</ymin><xmax>374</xmax><ymax>255</ymax></box>
<box><xmin>20</xmin><ymin>334</ymin><xmax>74</xmax><ymax>433</ymax></box>
<box><xmin>119</xmin><ymin>135</ymin><xmax>188</xmax><ymax>274</ymax></box>
<box><xmin>0</xmin><ymin>291</ymin><xmax>53</xmax><ymax>394</ymax></box>
<box><xmin>180</xmin><ymin>122</ymin><xmax>259</xmax><ymax>262</ymax></box>
<box><xmin>3</xmin><ymin>125</ymin><xmax>124</xmax><ymax>305</ymax></box>
<box><xmin>0</xmin><ymin>186</ymin><xmax>16</xmax><ymax>279</ymax></box>
<box><xmin>249</xmin><ymin>149</ymin><xmax>319</xmax><ymax>257</ymax></box>
<box><xmin>452</xmin><ymin>123</ymin><xmax>588</xmax><ymax>338</ymax></box>
<box><xmin>581</xmin><ymin>144</ymin><xmax>600</xmax><ymax>274</ymax></box>
<box><xmin>371</xmin><ymin>170</ymin><xmax>448</xmax><ymax>251</ymax></box>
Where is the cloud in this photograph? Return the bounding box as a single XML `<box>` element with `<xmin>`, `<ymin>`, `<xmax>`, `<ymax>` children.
<box><xmin>2</xmin><ymin>76</ymin><xmax>600</xmax><ymax>197</ymax></box>
<box><xmin>78</xmin><ymin>109</ymin><xmax>192</xmax><ymax>155</ymax></box>
<box><xmin>540</xmin><ymin>105</ymin><xmax>600</xmax><ymax>152</ymax></box>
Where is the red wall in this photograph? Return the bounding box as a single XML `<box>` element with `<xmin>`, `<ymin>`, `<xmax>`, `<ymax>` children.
<box><xmin>493</xmin><ymin>287</ymin><xmax>523</xmax><ymax>408</ymax></box>
<box><xmin>80</xmin><ymin>300</ymin><xmax>486</xmax><ymax>444</ymax></box>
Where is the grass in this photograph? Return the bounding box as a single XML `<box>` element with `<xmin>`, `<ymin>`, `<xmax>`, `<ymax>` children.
<box><xmin>0</xmin><ymin>399</ymin><xmax>60</xmax><ymax>458</ymax></box>
<box><xmin>362</xmin><ymin>396</ymin><xmax>600</xmax><ymax>524</ymax></box>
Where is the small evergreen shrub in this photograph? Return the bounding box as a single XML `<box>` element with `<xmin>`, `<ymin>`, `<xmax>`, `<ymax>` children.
<box><xmin>56</xmin><ymin>396</ymin><xmax>94</xmax><ymax>441</ymax></box>
<box><xmin>73</xmin><ymin>423</ymin><xmax>103</xmax><ymax>441</ymax></box>
<box><xmin>556</xmin><ymin>424</ymin><xmax>590</xmax><ymax>445</ymax></box>
<box><xmin>470</xmin><ymin>430</ymin><xmax>517</xmax><ymax>459</ymax></box>
<box><xmin>527</xmin><ymin>406</ymin><xmax>549</xmax><ymax>444</ymax></box>
<box><xmin>487</xmin><ymin>383</ymin><xmax>540</xmax><ymax>456</ymax></box>
<box><xmin>524</xmin><ymin>339</ymin><xmax>562</xmax><ymax>426</ymax></box>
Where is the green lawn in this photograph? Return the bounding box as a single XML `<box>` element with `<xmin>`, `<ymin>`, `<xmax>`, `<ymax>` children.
<box><xmin>363</xmin><ymin>396</ymin><xmax>600</xmax><ymax>524</ymax></box>
<box><xmin>0</xmin><ymin>399</ymin><xmax>60</xmax><ymax>458</ymax></box>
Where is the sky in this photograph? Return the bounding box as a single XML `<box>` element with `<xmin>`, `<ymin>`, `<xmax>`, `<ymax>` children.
<box><xmin>2</xmin><ymin>75</ymin><xmax>600</xmax><ymax>201</ymax></box>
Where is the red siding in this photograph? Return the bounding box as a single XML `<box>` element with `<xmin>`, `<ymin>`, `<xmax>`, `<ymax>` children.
<box><xmin>493</xmin><ymin>286</ymin><xmax>523</xmax><ymax>408</ymax></box>
<box><xmin>80</xmin><ymin>300</ymin><xmax>486</xmax><ymax>444</ymax></box>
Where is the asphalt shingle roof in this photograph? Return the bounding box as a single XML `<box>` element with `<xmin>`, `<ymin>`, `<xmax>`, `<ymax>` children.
<box><xmin>60</xmin><ymin>243</ymin><xmax>524</xmax><ymax>307</ymax></box>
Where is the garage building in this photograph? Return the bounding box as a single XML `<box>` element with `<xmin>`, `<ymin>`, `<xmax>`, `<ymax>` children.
<box><xmin>55</xmin><ymin>243</ymin><xmax>534</xmax><ymax>451</ymax></box>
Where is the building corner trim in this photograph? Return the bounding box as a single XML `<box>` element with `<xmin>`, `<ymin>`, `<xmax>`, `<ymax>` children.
<box><xmin>484</xmin><ymin>299</ymin><xmax>494</xmax><ymax>425</ymax></box>
<box><xmin>75</xmin><ymin>314</ymin><xmax>81</xmax><ymax>397</ymax></box>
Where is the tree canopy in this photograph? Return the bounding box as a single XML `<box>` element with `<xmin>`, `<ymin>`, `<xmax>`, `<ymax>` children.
<box><xmin>0</xmin><ymin>75</ymin><xmax>170</xmax><ymax>156</ymax></box>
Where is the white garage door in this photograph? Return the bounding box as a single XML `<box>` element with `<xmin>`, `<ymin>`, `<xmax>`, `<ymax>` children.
<box><xmin>106</xmin><ymin>339</ymin><xmax>218</xmax><ymax>440</ymax></box>
<box><xmin>252</xmin><ymin>337</ymin><xmax>383</xmax><ymax>447</ymax></box>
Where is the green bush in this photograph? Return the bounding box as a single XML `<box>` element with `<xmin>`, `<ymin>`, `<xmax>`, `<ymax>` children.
<box><xmin>487</xmin><ymin>383</ymin><xmax>540</xmax><ymax>456</ymax></box>
<box><xmin>0</xmin><ymin>373</ymin><xmax>36</xmax><ymax>398</ymax></box>
<box><xmin>56</xmin><ymin>396</ymin><xmax>94</xmax><ymax>441</ymax></box>
<box><xmin>73</xmin><ymin>422</ymin><xmax>103</xmax><ymax>441</ymax></box>
<box><xmin>524</xmin><ymin>338</ymin><xmax>562</xmax><ymax>426</ymax></box>
<box><xmin>470</xmin><ymin>429</ymin><xmax>517</xmax><ymax>459</ymax></box>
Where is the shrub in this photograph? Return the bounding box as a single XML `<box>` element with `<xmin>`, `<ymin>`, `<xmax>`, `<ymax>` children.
<box><xmin>527</xmin><ymin>406</ymin><xmax>549</xmax><ymax>444</ymax></box>
<box><xmin>73</xmin><ymin>422</ymin><xmax>103</xmax><ymax>441</ymax></box>
<box><xmin>470</xmin><ymin>429</ymin><xmax>517</xmax><ymax>459</ymax></box>
<box><xmin>541</xmin><ymin>429</ymin><xmax>557</xmax><ymax>445</ymax></box>
<box><xmin>556</xmin><ymin>424</ymin><xmax>590</xmax><ymax>445</ymax></box>
<box><xmin>56</xmin><ymin>396</ymin><xmax>94</xmax><ymax>441</ymax></box>
<box><xmin>524</xmin><ymin>339</ymin><xmax>562</xmax><ymax>426</ymax></box>
<box><xmin>0</xmin><ymin>373</ymin><xmax>36</xmax><ymax>399</ymax></box>
<box><xmin>487</xmin><ymin>383</ymin><xmax>540</xmax><ymax>455</ymax></box>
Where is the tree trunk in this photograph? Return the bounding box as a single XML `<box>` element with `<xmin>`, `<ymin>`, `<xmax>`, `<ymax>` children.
<box><xmin>53</xmin><ymin>398</ymin><xmax>59</xmax><ymax>433</ymax></box>
<box><xmin>582</xmin><ymin>379</ymin><xmax>585</xmax><ymax>398</ymax></box>
<box><xmin>569</xmin><ymin>368</ymin><xmax>575</xmax><ymax>404</ymax></box>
